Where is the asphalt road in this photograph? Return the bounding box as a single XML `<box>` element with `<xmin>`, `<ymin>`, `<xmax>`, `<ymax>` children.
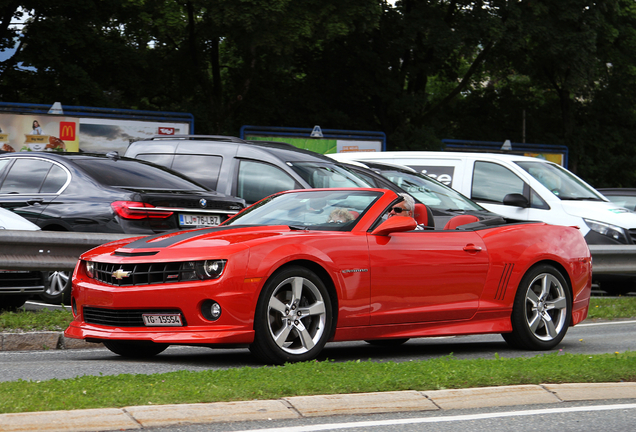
<box><xmin>1</xmin><ymin>319</ymin><xmax>635</xmax><ymax>383</ymax></box>
<box><xmin>144</xmin><ymin>401</ymin><xmax>636</xmax><ymax>432</ymax></box>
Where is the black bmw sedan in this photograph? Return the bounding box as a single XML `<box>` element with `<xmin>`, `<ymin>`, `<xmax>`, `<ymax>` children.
<box><xmin>0</xmin><ymin>151</ymin><xmax>245</xmax><ymax>303</ymax></box>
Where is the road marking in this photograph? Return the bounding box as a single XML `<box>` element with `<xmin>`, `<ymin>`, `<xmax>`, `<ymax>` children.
<box><xmin>231</xmin><ymin>403</ymin><xmax>636</xmax><ymax>432</ymax></box>
<box><xmin>577</xmin><ymin>319</ymin><xmax>636</xmax><ymax>327</ymax></box>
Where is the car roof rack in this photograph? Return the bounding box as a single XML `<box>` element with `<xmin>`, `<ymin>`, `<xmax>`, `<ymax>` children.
<box><xmin>145</xmin><ymin>135</ymin><xmax>247</xmax><ymax>143</ymax></box>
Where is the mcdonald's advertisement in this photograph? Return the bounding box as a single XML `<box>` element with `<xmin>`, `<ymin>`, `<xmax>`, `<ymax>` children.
<box><xmin>0</xmin><ymin>113</ymin><xmax>79</xmax><ymax>152</ymax></box>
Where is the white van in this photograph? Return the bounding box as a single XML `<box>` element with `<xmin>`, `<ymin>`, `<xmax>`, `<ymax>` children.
<box><xmin>330</xmin><ymin>151</ymin><xmax>636</xmax><ymax>249</ymax></box>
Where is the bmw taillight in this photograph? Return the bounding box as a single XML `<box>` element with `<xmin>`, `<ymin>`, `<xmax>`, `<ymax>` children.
<box><xmin>111</xmin><ymin>201</ymin><xmax>174</xmax><ymax>220</ymax></box>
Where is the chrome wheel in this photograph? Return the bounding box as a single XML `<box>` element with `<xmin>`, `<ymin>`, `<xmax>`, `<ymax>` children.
<box><xmin>267</xmin><ymin>275</ymin><xmax>327</xmax><ymax>355</ymax></box>
<box><xmin>524</xmin><ymin>272</ymin><xmax>568</xmax><ymax>342</ymax></box>
<box><xmin>40</xmin><ymin>270</ymin><xmax>72</xmax><ymax>304</ymax></box>
<box><xmin>502</xmin><ymin>264</ymin><xmax>571</xmax><ymax>350</ymax></box>
<box><xmin>47</xmin><ymin>271</ymin><xmax>69</xmax><ymax>296</ymax></box>
<box><xmin>250</xmin><ymin>266</ymin><xmax>333</xmax><ymax>364</ymax></box>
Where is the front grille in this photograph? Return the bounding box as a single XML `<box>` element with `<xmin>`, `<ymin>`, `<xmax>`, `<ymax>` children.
<box><xmin>628</xmin><ymin>229</ymin><xmax>636</xmax><ymax>244</ymax></box>
<box><xmin>92</xmin><ymin>262</ymin><xmax>198</xmax><ymax>286</ymax></box>
<box><xmin>83</xmin><ymin>307</ymin><xmax>184</xmax><ymax>327</ymax></box>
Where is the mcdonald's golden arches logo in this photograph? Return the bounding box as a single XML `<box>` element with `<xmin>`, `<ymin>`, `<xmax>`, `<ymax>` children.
<box><xmin>59</xmin><ymin>121</ymin><xmax>76</xmax><ymax>141</ymax></box>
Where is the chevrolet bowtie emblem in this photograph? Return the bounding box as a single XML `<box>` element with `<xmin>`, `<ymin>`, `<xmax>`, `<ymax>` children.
<box><xmin>112</xmin><ymin>269</ymin><xmax>131</xmax><ymax>280</ymax></box>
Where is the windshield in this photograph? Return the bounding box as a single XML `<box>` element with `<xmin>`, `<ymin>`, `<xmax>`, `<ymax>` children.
<box><xmin>516</xmin><ymin>161</ymin><xmax>603</xmax><ymax>200</ymax></box>
<box><xmin>288</xmin><ymin>162</ymin><xmax>373</xmax><ymax>188</ymax></box>
<box><xmin>376</xmin><ymin>168</ymin><xmax>485</xmax><ymax>211</ymax></box>
<box><xmin>224</xmin><ymin>190</ymin><xmax>382</xmax><ymax>230</ymax></box>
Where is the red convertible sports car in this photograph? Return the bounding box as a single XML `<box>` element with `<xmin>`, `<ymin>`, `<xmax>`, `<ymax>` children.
<box><xmin>65</xmin><ymin>188</ymin><xmax>592</xmax><ymax>364</ymax></box>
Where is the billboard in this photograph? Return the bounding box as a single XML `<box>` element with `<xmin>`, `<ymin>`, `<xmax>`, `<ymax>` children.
<box><xmin>441</xmin><ymin>139</ymin><xmax>569</xmax><ymax>168</ymax></box>
<box><xmin>0</xmin><ymin>113</ymin><xmax>79</xmax><ymax>152</ymax></box>
<box><xmin>240</xmin><ymin>125</ymin><xmax>386</xmax><ymax>154</ymax></box>
<box><xmin>79</xmin><ymin>118</ymin><xmax>190</xmax><ymax>155</ymax></box>
<box><xmin>0</xmin><ymin>102</ymin><xmax>194</xmax><ymax>155</ymax></box>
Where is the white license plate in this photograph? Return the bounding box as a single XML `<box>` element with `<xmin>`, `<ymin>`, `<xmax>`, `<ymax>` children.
<box><xmin>179</xmin><ymin>214</ymin><xmax>221</xmax><ymax>227</ymax></box>
<box><xmin>142</xmin><ymin>314</ymin><xmax>183</xmax><ymax>327</ymax></box>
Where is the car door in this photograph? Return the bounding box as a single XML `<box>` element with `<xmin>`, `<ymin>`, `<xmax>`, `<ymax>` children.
<box><xmin>0</xmin><ymin>157</ymin><xmax>66</xmax><ymax>224</ymax></box>
<box><xmin>470</xmin><ymin>160</ymin><xmax>552</xmax><ymax>221</ymax></box>
<box><xmin>367</xmin><ymin>230</ymin><xmax>489</xmax><ymax>325</ymax></box>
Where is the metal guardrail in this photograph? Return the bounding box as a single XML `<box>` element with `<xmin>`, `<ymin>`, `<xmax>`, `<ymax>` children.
<box><xmin>0</xmin><ymin>231</ymin><xmax>634</xmax><ymax>275</ymax></box>
<box><xmin>0</xmin><ymin>231</ymin><xmax>136</xmax><ymax>271</ymax></box>
<box><xmin>588</xmin><ymin>245</ymin><xmax>636</xmax><ymax>275</ymax></box>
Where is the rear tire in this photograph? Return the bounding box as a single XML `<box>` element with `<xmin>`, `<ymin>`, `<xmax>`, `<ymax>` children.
<box><xmin>502</xmin><ymin>264</ymin><xmax>571</xmax><ymax>350</ymax></box>
<box><xmin>249</xmin><ymin>266</ymin><xmax>334</xmax><ymax>364</ymax></box>
<box><xmin>103</xmin><ymin>340</ymin><xmax>169</xmax><ymax>358</ymax></box>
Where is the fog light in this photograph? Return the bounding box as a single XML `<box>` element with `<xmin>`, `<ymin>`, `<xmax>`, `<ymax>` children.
<box><xmin>202</xmin><ymin>300</ymin><xmax>222</xmax><ymax>321</ymax></box>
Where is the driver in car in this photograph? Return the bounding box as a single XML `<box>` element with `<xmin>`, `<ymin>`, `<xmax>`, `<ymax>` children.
<box><xmin>388</xmin><ymin>193</ymin><xmax>424</xmax><ymax>230</ymax></box>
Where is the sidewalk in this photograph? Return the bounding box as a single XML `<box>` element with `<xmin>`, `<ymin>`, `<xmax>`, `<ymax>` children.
<box><xmin>0</xmin><ymin>330</ymin><xmax>101</xmax><ymax>351</ymax></box>
<box><xmin>1</xmin><ymin>383</ymin><xmax>635</xmax><ymax>432</ymax></box>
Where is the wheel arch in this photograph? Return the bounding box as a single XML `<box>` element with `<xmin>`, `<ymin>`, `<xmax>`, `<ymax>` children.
<box><xmin>257</xmin><ymin>259</ymin><xmax>339</xmax><ymax>333</ymax></box>
<box><xmin>40</xmin><ymin>223</ymin><xmax>69</xmax><ymax>232</ymax></box>
<box><xmin>522</xmin><ymin>259</ymin><xmax>573</xmax><ymax>301</ymax></box>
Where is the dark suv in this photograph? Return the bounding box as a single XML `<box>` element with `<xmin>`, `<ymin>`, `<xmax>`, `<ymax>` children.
<box><xmin>125</xmin><ymin>136</ymin><xmax>382</xmax><ymax>205</ymax></box>
<box><xmin>0</xmin><ymin>151</ymin><xmax>245</xmax><ymax>303</ymax></box>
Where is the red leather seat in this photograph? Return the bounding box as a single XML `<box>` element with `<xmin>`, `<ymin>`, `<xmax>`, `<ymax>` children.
<box><xmin>443</xmin><ymin>214</ymin><xmax>479</xmax><ymax>230</ymax></box>
<box><xmin>413</xmin><ymin>203</ymin><xmax>430</xmax><ymax>227</ymax></box>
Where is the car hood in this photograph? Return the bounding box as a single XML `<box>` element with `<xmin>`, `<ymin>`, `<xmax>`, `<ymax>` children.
<box><xmin>561</xmin><ymin>200</ymin><xmax>636</xmax><ymax>228</ymax></box>
<box><xmin>83</xmin><ymin>225</ymin><xmax>297</xmax><ymax>262</ymax></box>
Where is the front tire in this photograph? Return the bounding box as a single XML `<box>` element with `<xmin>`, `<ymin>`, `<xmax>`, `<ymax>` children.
<box><xmin>249</xmin><ymin>266</ymin><xmax>334</xmax><ymax>364</ymax></box>
<box><xmin>502</xmin><ymin>264</ymin><xmax>571</xmax><ymax>350</ymax></box>
<box><xmin>103</xmin><ymin>340</ymin><xmax>169</xmax><ymax>358</ymax></box>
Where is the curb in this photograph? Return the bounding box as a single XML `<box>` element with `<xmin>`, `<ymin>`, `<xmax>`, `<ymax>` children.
<box><xmin>1</xmin><ymin>383</ymin><xmax>635</xmax><ymax>432</ymax></box>
<box><xmin>0</xmin><ymin>331</ymin><xmax>102</xmax><ymax>351</ymax></box>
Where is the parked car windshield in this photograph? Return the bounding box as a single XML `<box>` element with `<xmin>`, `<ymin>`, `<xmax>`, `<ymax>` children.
<box><xmin>225</xmin><ymin>189</ymin><xmax>382</xmax><ymax>230</ymax></box>
<box><xmin>373</xmin><ymin>168</ymin><xmax>485</xmax><ymax>211</ymax></box>
<box><xmin>288</xmin><ymin>162</ymin><xmax>373</xmax><ymax>189</ymax></box>
<box><xmin>71</xmin><ymin>158</ymin><xmax>209</xmax><ymax>191</ymax></box>
<box><xmin>516</xmin><ymin>161</ymin><xmax>603</xmax><ymax>200</ymax></box>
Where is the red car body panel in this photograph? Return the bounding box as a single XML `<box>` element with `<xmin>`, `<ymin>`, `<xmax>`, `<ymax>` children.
<box><xmin>65</xmin><ymin>188</ymin><xmax>592</xmax><ymax>350</ymax></box>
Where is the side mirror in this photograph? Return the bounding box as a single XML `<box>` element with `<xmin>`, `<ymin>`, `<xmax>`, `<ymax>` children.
<box><xmin>503</xmin><ymin>193</ymin><xmax>530</xmax><ymax>208</ymax></box>
<box><xmin>371</xmin><ymin>216</ymin><xmax>417</xmax><ymax>236</ymax></box>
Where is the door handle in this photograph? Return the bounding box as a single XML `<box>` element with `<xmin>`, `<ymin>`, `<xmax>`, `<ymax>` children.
<box><xmin>26</xmin><ymin>198</ymin><xmax>44</xmax><ymax>206</ymax></box>
<box><xmin>463</xmin><ymin>244</ymin><xmax>482</xmax><ymax>252</ymax></box>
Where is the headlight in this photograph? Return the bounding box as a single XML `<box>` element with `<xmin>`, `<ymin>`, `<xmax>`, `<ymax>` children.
<box><xmin>85</xmin><ymin>261</ymin><xmax>94</xmax><ymax>278</ymax></box>
<box><xmin>583</xmin><ymin>219</ymin><xmax>628</xmax><ymax>243</ymax></box>
<box><xmin>182</xmin><ymin>260</ymin><xmax>226</xmax><ymax>281</ymax></box>
<box><xmin>190</xmin><ymin>260</ymin><xmax>226</xmax><ymax>280</ymax></box>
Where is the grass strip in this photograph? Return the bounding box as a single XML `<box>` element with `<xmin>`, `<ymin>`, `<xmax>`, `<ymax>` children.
<box><xmin>0</xmin><ymin>351</ymin><xmax>634</xmax><ymax>414</ymax></box>
<box><xmin>0</xmin><ymin>308</ymin><xmax>71</xmax><ymax>332</ymax></box>
<box><xmin>587</xmin><ymin>296</ymin><xmax>636</xmax><ymax>319</ymax></box>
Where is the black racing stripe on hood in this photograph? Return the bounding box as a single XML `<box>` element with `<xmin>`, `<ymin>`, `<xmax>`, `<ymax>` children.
<box><xmin>122</xmin><ymin>226</ymin><xmax>253</xmax><ymax>249</ymax></box>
